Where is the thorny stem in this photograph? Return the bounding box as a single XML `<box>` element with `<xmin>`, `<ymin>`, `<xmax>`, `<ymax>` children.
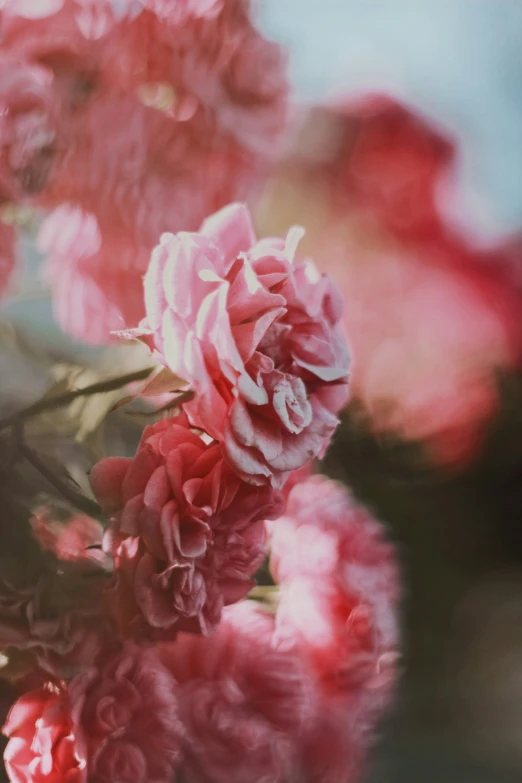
<box><xmin>20</xmin><ymin>443</ymin><xmax>103</xmax><ymax>520</ymax></box>
<box><xmin>0</xmin><ymin>367</ymin><xmax>155</xmax><ymax>431</ymax></box>
<box><xmin>2</xmin><ymin>369</ymin><xmax>195</xmax><ymax>520</ymax></box>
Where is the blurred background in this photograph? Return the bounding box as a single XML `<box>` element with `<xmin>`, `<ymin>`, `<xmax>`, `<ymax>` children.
<box><xmin>261</xmin><ymin>3</ymin><xmax>522</xmax><ymax>782</ymax></box>
<box><xmin>3</xmin><ymin>2</ymin><xmax>522</xmax><ymax>782</ymax></box>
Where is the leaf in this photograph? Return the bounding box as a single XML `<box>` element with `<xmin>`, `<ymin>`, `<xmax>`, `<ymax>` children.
<box><xmin>141</xmin><ymin>367</ymin><xmax>185</xmax><ymax>395</ymax></box>
<box><xmin>111</xmin><ymin>366</ymin><xmax>185</xmax><ymax>411</ymax></box>
<box><xmin>124</xmin><ymin>389</ymin><xmax>194</xmax><ymax>420</ymax></box>
<box><xmin>24</xmin><ymin>447</ymin><xmax>81</xmax><ymax>488</ymax></box>
<box><xmin>19</xmin><ymin>364</ymin><xmax>157</xmax><ymax>443</ymax></box>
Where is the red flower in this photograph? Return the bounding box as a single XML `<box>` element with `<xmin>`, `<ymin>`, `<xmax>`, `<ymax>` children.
<box><xmin>90</xmin><ymin>412</ymin><xmax>281</xmax><ymax>638</ymax></box>
<box><xmin>160</xmin><ymin>601</ymin><xmax>311</xmax><ymax>783</ymax></box>
<box><xmin>3</xmin><ymin>686</ymin><xmax>84</xmax><ymax>783</ymax></box>
<box><xmin>69</xmin><ymin>643</ymin><xmax>182</xmax><ymax>783</ymax></box>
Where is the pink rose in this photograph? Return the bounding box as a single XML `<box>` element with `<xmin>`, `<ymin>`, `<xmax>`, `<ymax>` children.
<box><xmin>139</xmin><ymin>203</ymin><xmax>350</xmax><ymax>487</ymax></box>
<box><xmin>160</xmin><ymin>601</ymin><xmax>311</xmax><ymax>783</ymax></box>
<box><xmin>3</xmin><ymin>686</ymin><xmax>85</xmax><ymax>783</ymax></box>
<box><xmin>90</xmin><ymin>412</ymin><xmax>281</xmax><ymax>638</ymax></box>
<box><xmin>69</xmin><ymin>643</ymin><xmax>182</xmax><ymax>783</ymax></box>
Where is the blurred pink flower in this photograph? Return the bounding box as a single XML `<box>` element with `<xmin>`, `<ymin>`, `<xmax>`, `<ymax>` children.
<box><xmin>3</xmin><ymin>685</ymin><xmax>84</xmax><ymax>783</ymax></box>
<box><xmin>269</xmin><ymin>477</ymin><xmax>400</xmax><ymax>782</ymax></box>
<box><xmin>299</xmin><ymin>694</ymin><xmax>388</xmax><ymax>783</ymax></box>
<box><xmin>272</xmin><ymin>477</ymin><xmax>399</xmax><ymax>686</ymax></box>
<box><xmin>133</xmin><ymin>0</ymin><xmax>224</xmax><ymax>24</ymax></box>
<box><xmin>69</xmin><ymin>643</ymin><xmax>182</xmax><ymax>783</ymax></box>
<box><xmin>267</xmin><ymin>475</ymin><xmax>350</xmax><ymax>577</ymax></box>
<box><xmin>175</xmin><ymin>13</ymin><xmax>289</xmax><ymax>153</ymax></box>
<box><xmin>0</xmin><ymin>1</ymin><xmax>136</xmax><ymax>95</ymax></box>
<box><xmin>1</xmin><ymin>0</ymin><xmax>65</xmax><ymax>18</ymax></box>
<box><xmin>138</xmin><ymin>203</ymin><xmax>350</xmax><ymax>486</ymax></box>
<box><xmin>38</xmin><ymin>205</ymin><xmax>150</xmax><ymax>342</ymax></box>
<box><xmin>262</xmin><ymin>95</ymin><xmax>522</xmax><ymax>466</ymax></box>
<box><xmin>160</xmin><ymin>600</ymin><xmax>311</xmax><ymax>783</ymax></box>
<box><xmin>90</xmin><ymin>412</ymin><xmax>281</xmax><ymax>638</ymax></box>
<box><xmin>349</xmin><ymin>245</ymin><xmax>520</xmax><ymax>464</ymax></box>
<box><xmin>0</xmin><ymin>54</ymin><xmax>60</xmax><ymax>201</ymax></box>
<box><xmin>30</xmin><ymin>506</ymin><xmax>109</xmax><ymax>569</ymax></box>
<box><xmin>112</xmin><ymin>0</ymin><xmax>289</xmax><ymax>151</ymax></box>
<box><xmin>275</xmin><ymin>577</ymin><xmax>398</xmax><ymax>694</ymax></box>
<box><xmin>38</xmin><ymin>95</ymin><xmax>257</xmax><ymax>246</ymax></box>
<box><xmin>2</xmin><ymin>0</ymin><xmax>288</xmax><ymax>344</ymax></box>
<box><xmin>326</xmin><ymin>94</ymin><xmax>455</xmax><ymax>244</ymax></box>
<box><xmin>35</xmin><ymin>94</ymin><xmax>259</xmax><ymax>342</ymax></box>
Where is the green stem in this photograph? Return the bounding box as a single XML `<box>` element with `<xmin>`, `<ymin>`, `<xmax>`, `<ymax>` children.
<box><xmin>0</xmin><ymin>367</ymin><xmax>155</xmax><ymax>431</ymax></box>
<box><xmin>21</xmin><ymin>443</ymin><xmax>103</xmax><ymax>520</ymax></box>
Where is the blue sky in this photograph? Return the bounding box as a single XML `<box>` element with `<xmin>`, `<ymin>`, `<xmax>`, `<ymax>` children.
<box><xmin>261</xmin><ymin>1</ymin><xmax>522</xmax><ymax>240</ymax></box>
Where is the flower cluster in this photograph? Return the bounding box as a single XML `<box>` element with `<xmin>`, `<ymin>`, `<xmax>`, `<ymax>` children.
<box><xmin>2</xmin><ymin>472</ymin><xmax>399</xmax><ymax>783</ymax></box>
<box><xmin>4</xmin><ymin>644</ymin><xmax>183</xmax><ymax>783</ymax></box>
<box><xmin>0</xmin><ymin>5</ymin><xmax>403</xmax><ymax>780</ymax></box>
<box><xmin>0</xmin><ymin>183</ymin><xmax>401</xmax><ymax>782</ymax></box>
<box><xmin>0</xmin><ymin>0</ymin><xmax>288</xmax><ymax>341</ymax></box>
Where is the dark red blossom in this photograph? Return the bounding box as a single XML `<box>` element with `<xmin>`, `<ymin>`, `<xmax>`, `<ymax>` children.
<box><xmin>90</xmin><ymin>412</ymin><xmax>282</xmax><ymax>639</ymax></box>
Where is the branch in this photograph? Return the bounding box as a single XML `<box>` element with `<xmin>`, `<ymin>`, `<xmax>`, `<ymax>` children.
<box><xmin>0</xmin><ymin>367</ymin><xmax>155</xmax><ymax>431</ymax></box>
<box><xmin>20</xmin><ymin>444</ymin><xmax>103</xmax><ymax>520</ymax></box>
<box><xmin>123</xmin><ymin>389</ymin><xmax>195</xmax><ymax>418</ymax></box>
